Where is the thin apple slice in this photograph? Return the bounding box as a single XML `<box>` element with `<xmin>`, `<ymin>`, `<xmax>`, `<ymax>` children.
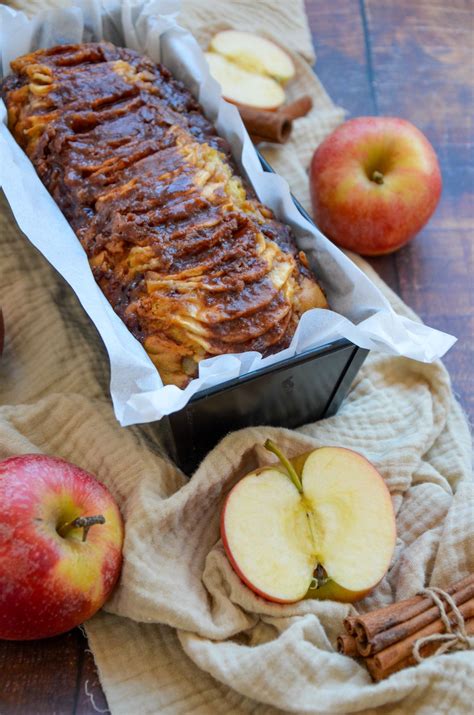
<box><xmin>302</xmin><ymin>447</ymin><xmax>396</xmax><ymax>593</ymax></box>
<box><xmin>209</xmin><ymin>31</ymin><xmax>295</xmax><ymax>84</ymax></box>
<box><xmin>221</xmin><ymin>468</ymin><xmax>314</xmax><ymax>602</ymax></box>
<box><xmin>205</xmin><ymin>53</ymin><xmax>285</xmax><ymax>110</ymax></box>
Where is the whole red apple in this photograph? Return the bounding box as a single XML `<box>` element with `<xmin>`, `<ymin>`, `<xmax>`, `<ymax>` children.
<box><xmin>0</xmin><ymin>454</ymin><xmax>123</xmax><ymax>640</ymax></box>
<box><xmin>310</xmin><ymin>117</ymin><xmax>442</xmax><ymax>255</ymax></box>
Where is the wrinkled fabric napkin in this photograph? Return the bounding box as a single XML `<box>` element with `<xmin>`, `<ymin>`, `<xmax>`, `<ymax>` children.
<box><xmin>1</xmin><ymin>1</ymin><xmax>473</xmax><ymax>713</ymax></box>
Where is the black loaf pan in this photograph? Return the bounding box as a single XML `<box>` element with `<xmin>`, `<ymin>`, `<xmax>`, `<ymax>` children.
<box><xmin>161</xmin><ymin>154</ymin><xmax>369</xmax><ymax>474</ymax></box>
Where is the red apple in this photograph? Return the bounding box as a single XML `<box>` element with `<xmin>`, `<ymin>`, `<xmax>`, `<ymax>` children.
<box><xmin>0</xmin><ymin>454</ymin><xmax>124</xmax><ymax>640</ymax></box>
<box><xmin>221</xmin><ymin>441</ymin><xmax>396</xmax><ymax>603</ymax></box>
<box><xmin>309</xmin><ymin>117</ymin><xmax>442</xmax><ymax>255</ymax></box>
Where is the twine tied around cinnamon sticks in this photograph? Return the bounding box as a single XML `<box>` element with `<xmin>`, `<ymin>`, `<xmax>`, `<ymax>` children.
<box><xmin>338</xmin><ymin>574</ymin><xmax>474</xmax><ymax>681</ymax></box>
<box><xmin>413</xmin><ymin>586</ymin><xmax>474</xmax><ymax>662</ymax></box>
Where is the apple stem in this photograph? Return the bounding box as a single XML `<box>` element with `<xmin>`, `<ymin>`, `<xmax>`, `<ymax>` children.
<box><xmin>264</xmin><ymin>439</ymin><xmax>303</xmax><ymax>493</ymax></box>
<box><xmin>58</xmin><ymin>515</ymin><xmax>106</xmax><ymax>542</ymax></box>
<box><xmin>371</xmin><ymin>170</ymin><xmax>384</xmax><ymax>185</ymax></box>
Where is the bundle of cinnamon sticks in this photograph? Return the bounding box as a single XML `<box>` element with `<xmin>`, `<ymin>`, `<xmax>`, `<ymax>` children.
<box><xmin>338</xmin><ymin>574</ymin><xmax>474</xmax><ymax>681</ymax></box>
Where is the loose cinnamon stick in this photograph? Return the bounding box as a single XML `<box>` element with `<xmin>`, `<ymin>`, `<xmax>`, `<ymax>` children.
<box><xmin>366</xmin><ymin>617</ymin><xmax>474</xmax><ymax>682</ymax></box>
<box><xmin>357</xmin><ymin>580</ymin><xmax>474</xmax><ymax>656</ymax></box>
<box><xmin>337</xmin><ymin>634</ymin><xmax>358</xmax><ymax>656</ymax></box>
<box><xmin>249</xmin><ymin>134</ymin><xmax>267</xmax><ymax>145</ymax></box>
<box><xmin>238</xmin><ymin>95</ymin><xmax>313</xmax><ymax>144</ymax></box>
<box><xmin>279</xmin><ymin>94</ymin><xmax>313</xmax><ymax>121</ymax></box>
<box><xmin>353</xmin><ymin>574</ymin><xmax>474</xmax><ymax>644</ymax></box>
<box><xmin>372</xmin><ymin>598</ymin><xmax>474</xmax><ymax>672</ymax></box>
<box><xmin>237</xmin><ymin>105</ymin><xmax>292</xmax><ymax>144</ymax></box>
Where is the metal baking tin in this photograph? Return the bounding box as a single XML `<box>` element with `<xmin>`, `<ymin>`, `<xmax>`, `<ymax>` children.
<box><xmin>161</xmin><ymin>153</ymin><xmax>369</xmax><ymax>474</ymax></box>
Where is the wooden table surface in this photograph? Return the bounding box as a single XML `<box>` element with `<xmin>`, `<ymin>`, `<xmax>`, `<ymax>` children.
<box><xmin>1</xmin><ymin>1</ymin><xmax>472</xmax><ymax>713</ymax></box>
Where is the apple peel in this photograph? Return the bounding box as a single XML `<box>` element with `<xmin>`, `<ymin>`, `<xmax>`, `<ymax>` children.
<box><xmin>0</xmin><ymin>454</ymin><xmax>124</xmax><ymax>640</ymax></box>
<box><xmin>309</xmin><ymin>116</ymin><xmax>442</xmax><ymax>255</ymax></box>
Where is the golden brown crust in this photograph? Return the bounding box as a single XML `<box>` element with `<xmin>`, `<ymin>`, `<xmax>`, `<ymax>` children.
<box><xmin>2</xmin><ymin>42</ymin><xmax>328</xmax><ymax>387</ymax></box>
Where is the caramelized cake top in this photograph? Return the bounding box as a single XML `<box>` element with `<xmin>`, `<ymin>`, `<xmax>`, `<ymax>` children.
<box><xmin>2</xmin><ymin>42</ymin><xmax>327</xmax><ymax>387</ymax></box>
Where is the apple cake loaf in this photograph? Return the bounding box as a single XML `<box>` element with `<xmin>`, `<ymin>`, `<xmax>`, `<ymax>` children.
<box><xmin>1</xmin><ymin>42</ymin><xmax>327</xmax><ymax>387</ymax></box>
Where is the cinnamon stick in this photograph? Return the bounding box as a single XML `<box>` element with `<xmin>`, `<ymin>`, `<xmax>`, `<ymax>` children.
<box><xmin>237</xmin><ymin>105</ymin><xmax>292</xmax><ymax>144</ymax></box>
<box><xmin>357</xmin><ymin>580</ymin><xmax>474</xmax><ymax>656</ymax></box>
<box><xmin>337</xmin><ymin>634</ymin><xmax>358</xmax><ymax>656</ymax></box>
<box><xmin>372</xmin><ymin>598</ymin><xmax>474</xmax><ymax>672</ymax></box>
<box><xmin>366</xmin><ymin>617</ymin><xmax>474</xmax><ymax>682</ymax></box>
<box><xmin>238</xmin><ymin>95</ymin><xmax>313</xmax><ymax>144</ymax></box>
<box><xmin>343</xmin><ymin>615</ymin><xmax>358</xmax><ymax>635</ymax></box>
<box><xmin>353</xmin><ymin>574</ymin><xmax>474</xmax><ymax>644</ymax></box>
<box><xmin>279</xmin><ymin>94</ymin><xmax>313</xmax><ymax>121</ymax></box>
<box><xmin>249</xmin><ymin>134</ymin><xmax>272</xmax><ymax>145</ymax></box>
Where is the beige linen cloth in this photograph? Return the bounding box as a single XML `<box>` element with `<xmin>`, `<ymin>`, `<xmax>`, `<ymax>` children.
<box><xmin>1</xmin><ymin>1</ymin><xmax>473</xmax><ymax>713</ymax></box>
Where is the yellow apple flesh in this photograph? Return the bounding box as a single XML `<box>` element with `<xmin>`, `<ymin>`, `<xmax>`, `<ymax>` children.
<box><xmin>221</xmin><ymin>446</ymin><xmax>396</xmax><ymax>603</ymax></box>
<box><xmin>209</xmin><ymin>31</ymin><xmax>295</xmax><ymax>84</ymax></box>
<box><xmin>301</xmin><ymin>448</ymin><xmax>396</xmax><ymax>599</ymax></box>
<box><xmin>221</xmin><ymin>467</ymin><xmax>314</xmax><ymax>602</ymax></box>
<box><xmin>204</xmin><ymin>52</ymin><xmax>286</xmax><ymax>110</ymax></box>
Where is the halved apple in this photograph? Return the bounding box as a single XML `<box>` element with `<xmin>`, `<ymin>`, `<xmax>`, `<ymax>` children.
<box><xmin>204</xmin><ymin>52</ymin><xmax>285</xmax><ymax>110</ymax></box>
<box><xmin>221</xmin><ymin>442</ymin><xmax>396</xmax><ymax>603</ymax></box>
<box><xmin>209</xmin><ymin>31</ymin><xmax>295</xmax><ymax>84</ymax></box>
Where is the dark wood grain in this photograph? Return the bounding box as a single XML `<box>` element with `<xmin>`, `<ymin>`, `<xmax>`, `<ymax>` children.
<box><xmin>363</xmin><ymin>0</ymin><xmax>473</xmax><ymax>418</ymax></box>
<box><xmin>305</xmin><ymin>0</ymin><xmax>401</xmax><ymax>291</ymax></box>
<box><xmin>309</xmin><ymin>0</ymin><xmax>473</xmax><ymax>420</ymax></box>
<box><xmin>0</xmin><ymin>628</ymin><xmax>109</xmax><ymax>714</ymax></box>
<box><xmin>0</xmin><ymin>629</ymin><xmax>92</xmax><ymax>714</ymax></box>
<box><xmin>1</xmin><ymin>2</ymin><xmax>472</xmax><ymax>712</ymax></box>
<box><xmin>74</xmin><ymin>632</ymin><xmax>110</xmax><ymax>715</ymax></box>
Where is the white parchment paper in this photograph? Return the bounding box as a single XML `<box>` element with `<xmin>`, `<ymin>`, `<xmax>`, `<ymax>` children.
<box><xmin>0</xmin><ymin>0</ymin><xmax>456</xmax><ymax>425</ymax></box>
